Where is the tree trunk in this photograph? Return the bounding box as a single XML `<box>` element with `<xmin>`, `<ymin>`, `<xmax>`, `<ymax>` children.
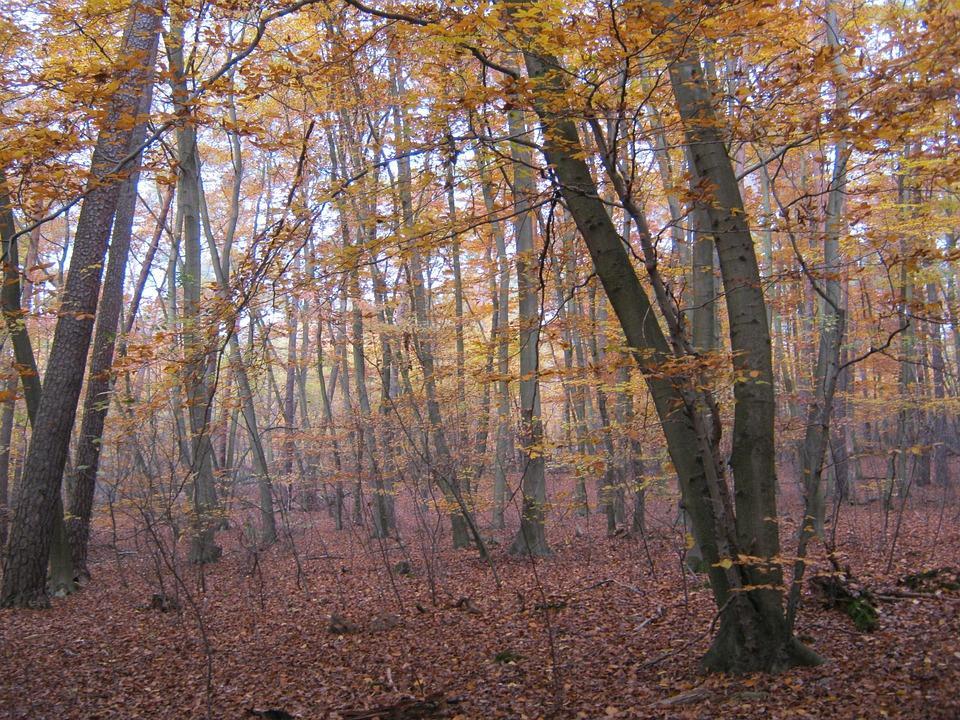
<box><xmin>927</xmin><ymin>282</ymin><xmax>949</xmax><ymax>486</ymax></box>
<box><xmin>480</xmin><ymin>159</ymin><xmax>510</xmax><ymax>529</ymax></box>
<box><xmin>329</xmin><ymin>126</ymin><xmax>393</xmax><ymax>538</ymax></box>
<box><xmin>0</xmin><ymin>363</ymin><xmax>16</xmax><ymax>548</ymax></box>
<box><xmin>283</xmin><ymin>301</ymin><xmax>299</xmax><ymax>479</ymax></box>
<box><xmin>66</xmin><ymin>71</ymin><xmax>158</xmax><ymax>579</ymax></box>
<box><xmin>316</xmin><ymin>321</ymin><xmax>345</xmax><ymax>529</ymax></box>
<box><xmin>1</xmin><ymin>175</ymin><xmax>76</xmax><ymax>596</ymax></box>
<box><xmin>665</xmin><ymin>25</ymin><xmax>820</xmax><ymax>672</ymax></box>
<box><xmin>167</xmin><ymin>16</ymin><xmax>221</xmax><ymax>565</ymax></box>
<box><xmin>369</xmin><ymin>258</ymin><xmax>398</xmax><ymax>530</ymax></box>
<box><xmin>391</xmin><ymin>53</ymin><xmax>474</xmax><ymax>550</ymax></box>
<box><xmin>504</xmin><ymin>0</ymin><xmax>819</xmax><ymax>671</ymax></box>
<box><xmin>0</xmin><ymin>0</ymin><xmax>163</xmax><ymax>607</ymax></box>
<box><xmin>569</xmin><ymin>258</ymin><xmax>593</xmax><ymax>517</ymax></box>
<box><xmin>0</xmin><ymin>174</ymin><xmax>43</xmax><ymax>419</ymax></box>
<box><xmin>507</xmin><ymin>101</ymin><xmax>550</xmax><ymax>556</ymax></box>
<box><xmin>199</xmin><ymin>176</ymin><xmax>277</xmax><ymax>547</ymax></box>
<box><xmin>588</xmin><ymin>284</ymin><xmax>622</xmax><ymax>535</ymax></box>
<box><xmin>446</xmin><ymin>144</ymin><xmax>467</xmax><ymax>447</ymax></box>
<box><xmin>793</xmin><ymin>2</ymin><xmax>850</xmax><ymax>554</ymax></box>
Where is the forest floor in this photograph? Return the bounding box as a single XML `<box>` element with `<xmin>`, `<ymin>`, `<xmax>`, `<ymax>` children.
<box><xmin>1</xmin><ymin>481</ymin><xmax>959</xmax><ymax>719</ymax></box>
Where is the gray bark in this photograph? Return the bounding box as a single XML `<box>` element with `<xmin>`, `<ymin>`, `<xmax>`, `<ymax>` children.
<box><xmin>507</xmin><ymin>102</ymin><xmax>550</xmax><ymax>556</ymax></box>
<box><xmin>480</xmin><ymin>159</ymin><xmax>510</xmax><ymax>529</ymax></box>
<box><xmin>167</xmin><ymin>18</ymin><xmax>221</xmax><ymax>564</ymax></box>
<box><xmin>505</xmin><ymin>0</ymin><xmax>819</xmax><ymax>671</ymax></box>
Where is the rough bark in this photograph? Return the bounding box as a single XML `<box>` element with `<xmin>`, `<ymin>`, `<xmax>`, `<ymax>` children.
<box><xmin>0</xmin><ymin>0</ymin><xmax>163</xmax><ymax>607</ymax></box>
<box><xmin>1</xmin><ymin>174</ymin><xmax>76</xmax><ymax>596</ymax></box>
<box><xmin>66</xmin><ymin>72</ymin><xmax>158</xmax><ymax>579</ymax></box>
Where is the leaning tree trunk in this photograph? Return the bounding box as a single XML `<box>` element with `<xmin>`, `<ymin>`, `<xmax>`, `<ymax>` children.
<box><xmin>0</xmin><ymin>173</ymin><xmax>43</xmax><ymax>424</ymax></box>
<box><xmin>665</xmin><ymin>22</ymin><xmax>821</xmax><ymax>672</ymax></box>
<box><xmin>504</xmin><ymin>0</ymin><xmax>819</xmax><ymax>672</ymax></box>
<box><xmin>66</xmin><ymin>72</ymin><xmax>158</xmax><ymax>580</ymax></box>
<box><xmin>0</xmin><ymin>0</ymin><xmax>163</xmax><ymax>608</ymax></box>
<box><xmin>0</xmin><ymin>173</ymin><xmax>75</xmax><ymax>595</ymax></box>
<box><xmin>504</xmin><ymin>0</ymin><xmax>724</xmax><ymax>613</ymax></box>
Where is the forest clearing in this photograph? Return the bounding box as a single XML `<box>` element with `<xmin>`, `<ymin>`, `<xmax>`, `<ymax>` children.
<box><xmin>1</xmin><ymin>0</ymin><xmax>959</xmax><ymax>717</ymax></box>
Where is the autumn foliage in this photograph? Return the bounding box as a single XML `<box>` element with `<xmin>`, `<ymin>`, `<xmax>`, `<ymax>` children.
<box><xmin>0</xmin><ymin>0</ymin><xmax>959</xmax><ymax>716</ymax></box>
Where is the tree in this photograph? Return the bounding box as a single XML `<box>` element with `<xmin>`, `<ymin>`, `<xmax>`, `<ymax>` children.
<box><xmin>507</xmin><ymin>99</ymin><xmax>550</xmax><ymax>556</ymax></box>
<box><xmin>0</xmin><ymin>0</ymin><xmax>163</xmax><ymax>608</ymax></box>
<box><xmin>66</xmin><ymin>58</ymin><xmax>158</xmax><ymax>580</ymax></box>
<box><xmin>166</xmin><ymin>10</ymin><xmax>223</xmax><ymax>564</ymax></box>
<box><xmin>503</xmin><ymin>0</ymin><xmax>820</xmax><ymax>672</ymax></box>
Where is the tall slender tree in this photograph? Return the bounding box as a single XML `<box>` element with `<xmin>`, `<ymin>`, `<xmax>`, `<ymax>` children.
<box><xmin>0</xmin><ymin>0</ymin><xmax>163</xmax><ymax>607</ymax></box>
<box><xmin>66</xmin><ymin>63</ymin><xmax>158</xmax><ymax>579</ymax></box>
<box><xmin>503</xmin><ymin>0</ymin><xmax>820</xmax><ymax>671</ymax></box>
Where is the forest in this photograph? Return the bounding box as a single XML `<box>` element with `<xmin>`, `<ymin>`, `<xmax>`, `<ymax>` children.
<box><xmin>0</xmin><ymin>0</ymin><xmax>958</xmax><ymax>717</ymax></box>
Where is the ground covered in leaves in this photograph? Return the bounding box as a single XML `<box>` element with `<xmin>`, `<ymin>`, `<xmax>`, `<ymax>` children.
<box><xmin>2</xmin><ymin>488</ymin><xmax>959</xmax><ymax>719</ymax></box>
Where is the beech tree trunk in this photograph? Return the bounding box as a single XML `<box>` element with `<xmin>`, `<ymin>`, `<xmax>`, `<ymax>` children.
<box><xmin>505</xmin><ymin>0</ymin><xmax>819</xmax><ymax>672</ymax></box>
<box><xmin>167</xmin><ymin>16</ymin><xmax>221</xmax><ymax>565</ymax></box>
<box><xmin>787</xmin><ymin>2</ymin><xmax>851</xmax><ymax>628</ymax></box>
<box><xmin>480</xmin><ymin>159</ymin><xmax>510</xmax><ymax>529</ymax></box>
<box><xmin>507</xmin><ymin>100</ymin><xmax>550</xmax><ymax>557</ymax></box>
<box><xmin>666</xmin><ymin>23</ymin><xmax>820</xmax><ymax>673</ymax></box>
